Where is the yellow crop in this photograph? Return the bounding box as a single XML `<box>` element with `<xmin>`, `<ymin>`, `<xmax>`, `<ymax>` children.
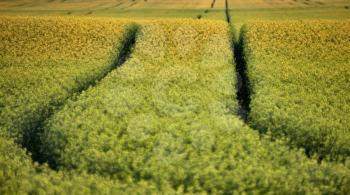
<box><xmin>1</xmin><ymin>16</ymin><xmax>350</xmax><ymax>194</ymax></box>
<box><xmin>242</xmin><ymin>20</ymin><xmax>350</xmax><ymax>161</ymax></box>
<box><xmin>0</xmin><ymin>16</ymin><xmax>136</xmax><ymax>145</ymax></box>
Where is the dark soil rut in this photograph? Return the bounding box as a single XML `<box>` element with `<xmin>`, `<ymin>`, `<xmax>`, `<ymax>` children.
<box><xmin>225</xmin><ymin>0</ymin><xmax>250</xmax><ymax>121</ymax></box>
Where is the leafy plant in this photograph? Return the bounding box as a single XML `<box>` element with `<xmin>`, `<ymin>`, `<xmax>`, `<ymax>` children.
<box><xmin>242</xmin><ymin>20</ymin><xmax>350</xmax><ymax>161</ymax></box>
<box><xmin>41</xmin><ymin>19</ymin><xmax>350</xmax><ymax>193</ymax></box>
<box><xmin>0</xmin><ymin>137</ymin><xmax>169</xmax><ymax>194</ymax></box>
<box><xmin>0</xmin><ymin>16</ymin><xmax>138</xmax><ymax>148</ymax></box>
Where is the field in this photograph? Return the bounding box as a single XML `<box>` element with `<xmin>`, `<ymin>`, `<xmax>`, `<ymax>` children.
<box><xmin>0</xmin><ymin>17</ymin><xmax>137</xmax><ymax>159</ymax></box>
<box><xmin>1</xmin><ymin>0</ymin><xmax>350</xmax><ymax>22</ymax></box>
<box><xmin>242</xmin><ymin>21</ymin><xmax>350</xmax><ymax>161</ymax></box>
<box><xmin>0</xmin><ymin>0</ymin><xmax>350</xmax><ymax>194</ymax></box>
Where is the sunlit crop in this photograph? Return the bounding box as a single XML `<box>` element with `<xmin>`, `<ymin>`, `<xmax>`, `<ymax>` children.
<box><xmin>242</xmin><ymin>20</ymin><xmax>350</xmax><ymax>161</ymax></box>
<box><xmin>40</xmin><ymin>19</ymin><xmax>350</xmax><ymax>193</ymax></box>
<box><xmin>0</xmin><ymin>16</ymin><xmax>137</xmax><ymax>146</ymax></box>
<box><xmin>1</xmin><ymin>16</ymin><xmax>350</xmax><ymax>194</ymax></box>
<box><xmin>0</xmin><ymin>137</ymin><xmax>168</xmax><ymax>194</ymax></box>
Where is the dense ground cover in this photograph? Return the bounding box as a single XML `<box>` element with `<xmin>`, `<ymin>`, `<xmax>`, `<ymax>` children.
<box><xmin>1</xmin><ymin>2</ymin><xmax>350</xmax><ymax>192</ymax></box>
<box><xmin>0</xmin><ymin>16</ymin><xmax>137</xmax><ymax>150</ymax></box>
<box><xmin>0</xmin><ymin>137</ymin><xmax>169</xmax><ymax>194</ymax></box>
<box><xmin>34</xmin><ymin>19</ymin><xmax>350</xmax><ymax>193</ymax></box>
<box><xmin>242</xmin><ymin>20</ymin><xmax>350</xmax><ymax>161</ymax></box>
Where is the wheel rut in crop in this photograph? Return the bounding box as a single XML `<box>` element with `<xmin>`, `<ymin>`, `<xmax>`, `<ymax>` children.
<box><xmin>234</xmin><ymin>33</ymin><xmax>250</xmax><ymax>121</ymax></box>
<box><xmin>22</xmin><ymin>26</ymin><xmax>139</xmax><ymax>167</ymax></box>
<box><xmin>198</xmin><ymin>0</ymin><xmax>217</xmax><ymax>19</ymax></box>
<box><xmin>225</xmin><ymin>0</ymin><xmax>231</xmax><ymax>23</ymax></box>
<box><xmin>211</xmin><ymin>0</ymin><xmax>216</xmax><ymax>8</ymax></box>
<box><xmin>225</xmin><ymin>0</ymin><xmax>250</xmax><ymax>121</ymax></box>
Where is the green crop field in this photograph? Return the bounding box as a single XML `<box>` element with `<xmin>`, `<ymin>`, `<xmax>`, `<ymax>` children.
<box><xmin>242</xmin><ymin>21</ymin><xmax>350</xmax><ymax>161</ymax></box>
<box><xmin>0</xmin><ymin>16</ymin><xmax>137</xmax><ymax>156</ymax></box>
<box><xmin>0</xmin><ymin>0</ymin><xmax>350</xmax><ymax>194</ymax></box>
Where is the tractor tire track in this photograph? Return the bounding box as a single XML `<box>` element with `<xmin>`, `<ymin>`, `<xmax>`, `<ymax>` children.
<box><xmin>198</xmin><ymin>0</ymin><xmax>217</xmax><ymax>19</ymax></box>
<box><xmin>225</xmin><ymin>0</ymin><xmax>250</xmax><ymax>121</ymax></box>
<box><xmin>23</xmin><ymin>26</ymin><xmax>139</xmax><ymax>166</ymax></box>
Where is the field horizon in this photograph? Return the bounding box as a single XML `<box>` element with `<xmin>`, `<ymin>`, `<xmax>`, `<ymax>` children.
<box><xmin>1</xmin><ymin>0</ymin><xmax>349</xmax><ymax>22</ymax></box>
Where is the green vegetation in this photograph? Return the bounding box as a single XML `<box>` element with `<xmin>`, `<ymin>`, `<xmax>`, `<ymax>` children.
<box><xmin>37</xmin><ymin>19</ymin><xmax>350</xmax><ymax>193</ymax></box>
<box><xmin>0</xmin><ymin>137</ymin><xmax>168</xmax><ymax>194</ymax></box>
<box><xmin>0</xmin><ymin>16</ymin><xmax>137</xmax><ymax>149</ymax></box>
<box><xmin>242</xmin><ymin>20</ymin><xmax>350</xmax><ymax>161</ymax></box>
<box><xmin>1</xmin><ymin>0</ymin><xmax>350</xmax><ymax>193</ymax></box>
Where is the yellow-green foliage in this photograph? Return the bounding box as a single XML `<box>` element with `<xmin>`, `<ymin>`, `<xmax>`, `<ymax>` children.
<box><xmin>242</xmin><ymin>20</ymin><xmax>350</xmax><ymax>161</ymax></box>
<box><xmin>41</xmin><ymin>20</ymin><xmax>350</xmax><ymax>193</ymax></box>
<box><xmin>0</xmin><ymin>137</ymin><xmax>171</xmax><ymax>194</ymax></box>
<box><xmin>0</xmin><ymin>16</ymin><xmax>137</xmax><ymax>144</ymax></box>
<box><xmin>1</xmin><ymin>16</ymin><xmax>350</xmax><ymax>194</ymax></box>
